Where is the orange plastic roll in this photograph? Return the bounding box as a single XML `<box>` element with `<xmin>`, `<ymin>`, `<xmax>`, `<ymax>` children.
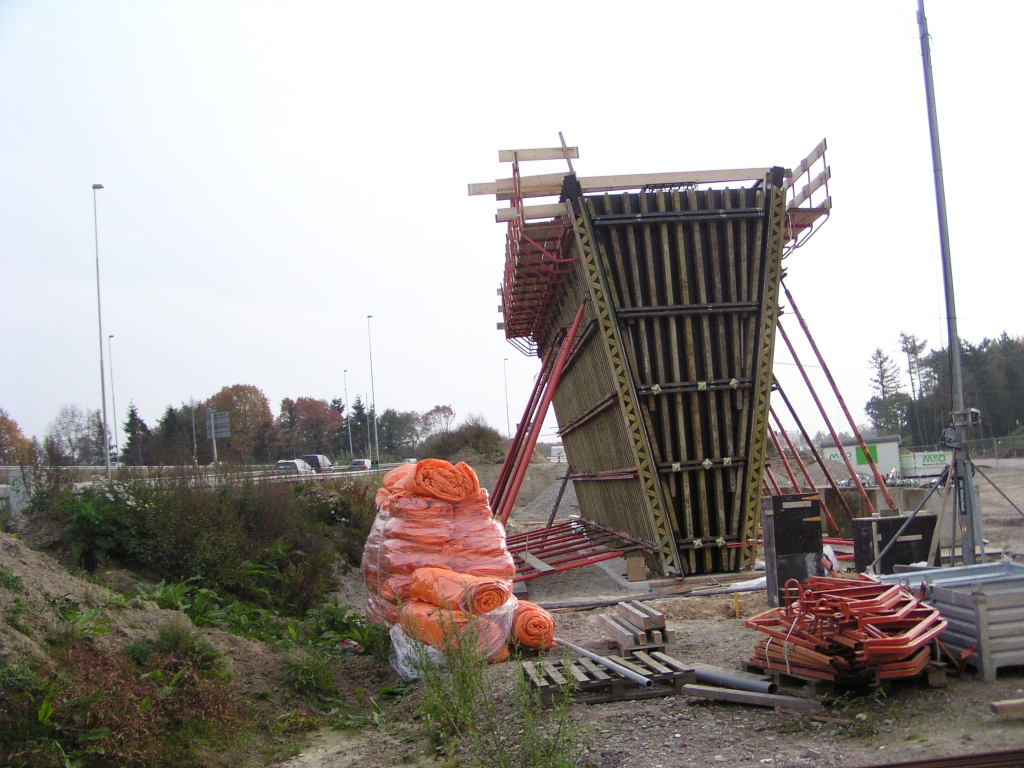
<box><xmin>389</xmin><ymin>495</ymin><xmax>455</xmax><ymax>521</ymax></box>
<box><xmin>511</xmin><ymin>600</ymin><xmax>556</xmax><ymax>650</ymax></box>
<box><xmin>409</xmin><ymin>567</ymin><xmax>512</xmax><ymax>614</ymax></box>
<box><xmin>383</xmin><ymin>516</ymin><xmax>454</xmax><ymax>546</ymax></box>
<box><xmin>394</xmin><ymin>459</ymin><xmax>480</xmax><ymax>503</ymax></box>
<box><xmin>400</xmin><ymin>601</ymin><xmax>469</xmax><ymax>648</ymax></box>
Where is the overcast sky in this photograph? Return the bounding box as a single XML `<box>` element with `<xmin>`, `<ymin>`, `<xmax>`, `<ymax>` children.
<box><xmin>2</xmin><ymin>1</ymin><xmax>1021</xmax><ymax>451</ymax></box>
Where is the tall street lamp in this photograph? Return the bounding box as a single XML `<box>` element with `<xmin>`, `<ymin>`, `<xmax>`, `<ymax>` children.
<box><xmin>367</xmin><ymin>315</ymin><xmax>380</xmax><ymax>464</ymax></box>
<box><xmin>92</xmin><ymin>184</ymin><xmax>111</xmax><ymax>478</ymax></box>
<box><xmin>108</xmin><ymin>334</ymin><xmax>119</xmax><ymax>463</ymax></box>
<box><xmin>503</xmin><ymin>358</ymin><xmax>511</xmax><ymax>439</ymax></box>
<box><xmin>343</xmin><ymin>369</ymin><xmax>354</xmax><ymax>457</ymax></box>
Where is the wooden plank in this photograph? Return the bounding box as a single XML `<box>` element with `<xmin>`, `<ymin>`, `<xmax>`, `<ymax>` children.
<box><xmin>651</xmin><ymin>652</ymin><xmax>694</xmax><ymax>674</ymax></box>
<box><xmin>468</xmin><ymin>167</ymin><xmax>773</xmax><ymax>199</ymax></box>
<box><xmin>607</xmin><ymin>654</ymin><xmax>653</xmax><ymax>678</ymax></box>
<box><xmin>681</xmin><ymin>684</ymin><xmax>820</xmax><ymax>712</ymax></box>
<box><xmin>498</xmin><ymin>147</ymin><xmax>579</xmax><ymax>163</ymax></box>
<box><xmin>541</xmin><ymin>661</ymin><xmax>567</xmax><ymax>687</ymax></box>
<box><xmin>521</xmin><ymin>661</ymin><xmax>548</xmax><ymax>688</ymax></box>
<box><xmin>630</xmin><ymin>601</ymin><xmax>667</xmax><ymax>627</ymax></box>
<box><xmin>632</xmin><ymin>650</ymin><xmax>672</xmax><ymax>675</ymax></box>
<box><xmin>564</xmin><ymin>661</ymin><xmax>590</xmax><ymax>684</ymax></box>
<box><xmin>989</xmin><ymin>698</ymin><xmax>1024</xmax><ymax>715</ymax></box>
<box><xmin>618</xmin><ymin>601</ymin><xmax>654</xmax><ymax>629</ymax></box>
<box><xmin>495</xmin><ymin>203</ymin><xmax>567</xmax><ymax>223</ymax></box>
<box><xmin>578</xmin><ymin>657</ymin><xmax>611</xmax><ymax>681</ymax></box>
<box><xmin>521</xmin><ymin>552</ymin><xmax>555</xmax><ymax>574</ymax></box>
<box><xmin>784</xmin><ymin>139</ymin><xmax>827</xmax><ymax>190</ymax></box>
<box><xmin>598</xmin><ymin>614</ymin><xmax>640</xmax><ymax>647</ymax></box>
<box><xmin>789</xmin><ymin>167</ymin><xmax>830</xmax><ymax>209</ymax></box>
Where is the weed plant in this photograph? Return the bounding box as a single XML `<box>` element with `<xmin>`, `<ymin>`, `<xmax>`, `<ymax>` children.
<box><xmin>415</xmin><ymin>618</ymin><xmax>588</xmax><ymax>767</ymax></box>
<box><xmin>0</xmin><ymin>566</ymin><xmax>24</xmax><ymax>592</ymax></box>
<box><xmin>1</xmin><ymin>614</ymin><xmax>244</xmax><ymax>767</ymax></box>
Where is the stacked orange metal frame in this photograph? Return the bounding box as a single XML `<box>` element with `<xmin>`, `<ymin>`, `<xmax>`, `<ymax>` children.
<box><xmin>746</xmin><ymin>576</ymin><xmax>947</xmax><ymax>685</ymax></box>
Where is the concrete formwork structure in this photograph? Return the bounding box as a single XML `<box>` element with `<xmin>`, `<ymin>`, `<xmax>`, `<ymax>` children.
<box><xmin>472</xmin><ymin>143</ymin><xmax>830</xmax><ymax>576</ymax></box>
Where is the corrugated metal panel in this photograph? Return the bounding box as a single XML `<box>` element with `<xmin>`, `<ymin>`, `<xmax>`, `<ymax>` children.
<box><xmin>931</xmin><ymin>577</ymin><xmax>1024</xmax><ymax>681</ymax></box>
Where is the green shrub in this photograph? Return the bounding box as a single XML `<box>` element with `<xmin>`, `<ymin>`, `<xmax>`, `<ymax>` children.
<box><xmin>0</xmin><ymin>567</ymin><xmax>23</xmax><ymax>592</ymax></box>
<box><xmin>284</xmin><ymin>648</ymin><xmax>334</xmax><ymax>696</ymax></box>
<box><xmin>38</xmin><ymin>472</ymin><xmax>377</xmax><ymax>613</ymax></box>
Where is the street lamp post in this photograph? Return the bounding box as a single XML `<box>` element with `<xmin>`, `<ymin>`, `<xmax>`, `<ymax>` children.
<box><xmin>108</xmin><ymin>335</ymin><xmax>119</xmax><ymax>463</ymax></box>
<box><xmin>503</xmin><ymin>358</ymin><xmax>511</xmax><ymax>439</ymax></box>
<box><xmin>92</xmin><ymin>184</ymin><xmax>111</xmax><ymax>478</ymax></box>
<box><xmin>367</xmin><ymin>315</ymin><xmax>380</xmax><ymax>465</ymax></box>
<box><xmin>343</xmin><ymin>369</ymin><xmax>354</xmax><ymax>458</ymax></box>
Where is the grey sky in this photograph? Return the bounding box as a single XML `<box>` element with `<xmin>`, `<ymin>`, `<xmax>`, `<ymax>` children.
<box><xmin>2</xmin><ymin>1</ymin><xmax>1020</xmax><ymax>448</ymax></box>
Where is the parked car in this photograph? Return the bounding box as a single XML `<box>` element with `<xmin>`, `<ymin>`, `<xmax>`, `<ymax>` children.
<box><xmin>300</xmin><ymin>454</ymin><xmax>334</xmax><ymax>473</ymax></box>
<box><xmin>347</xmin><ymin>458</ymin><xmax>372</xmax><ymax>471</ymax></box>
<box><xmin>271</xmin><ymin>459</ymin><xmax>316</xmax><ymax>477</ymax></box>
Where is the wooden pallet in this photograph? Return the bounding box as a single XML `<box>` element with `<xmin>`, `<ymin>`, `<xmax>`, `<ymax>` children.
<box><xmin>598</xmin><ymin>602</ymin><xmax>678</xmax><ymax>656</ymax></box>
<box><xmin>522</xmin><ymin>650</ymin><xmax>695</xmax><ymax>704</ymax></box>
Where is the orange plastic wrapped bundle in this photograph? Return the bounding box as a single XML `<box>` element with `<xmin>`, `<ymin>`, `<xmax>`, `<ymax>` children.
<box><xmin>393</xmin><ymin>459</ymin><xmax>481</xmax><ymax>503</ymax></box>
<box><xmin>360</xmin><ymin>458</ymin><xmax>518</xmax><ymax>633</ymax></box>
<box><xmin>511</xmin><ymin>600</ymin><xmax>556</xmax><ymax>650</ymax></box>
<box><xmin>409</xmin><ymin>567</ymin><xmax>512</xmax><ymax>614</ymax></box>
<box><xmin>399</xmin><ymin>597</ymin><xmax>516</xmax><ymax>660</ymax></box>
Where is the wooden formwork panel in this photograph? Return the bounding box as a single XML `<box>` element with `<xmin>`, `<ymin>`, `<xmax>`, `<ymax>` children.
<box><xmin>546</xmin><ymin>171</ymin><xmax>787</xmax><ymax>576</ymax></box>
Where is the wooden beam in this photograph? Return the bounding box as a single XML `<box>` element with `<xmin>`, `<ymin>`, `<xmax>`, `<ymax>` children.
<box><xmin>681</xmin><ymin>684</ymin><xmax>820</xmax><ymax>712</ymax></box>
<box><xmin>498</xmin><ymin>147</ymin><xmax>579</xmax><ymax>163</ymax></box>
<box><xmin>521</xmin><ymin>552</ymin><xmax>555</xmax><ymax>574</ymax></box>
<box><xmin>785</xmin><ymin>139</ymin><xmax>827</xmax><ymax>190</ymax></box>
<box><xmin>495</xmin><ymin>203</ymin><xmax>567</xmax><ymax>223</ymax></box>
<box><xmin>990</xmin><ymin>698</ymin><xmax>1024</xmax><ymax>715</ymax></box>
<box><xmin>789</xmin><ymin>167</ymin><xmax>830</xmax><ymax>209</ymax></box>
<box><xmin>469</xmin><ymin>168</ymin><xmax>773</xmax><ymax>200</ymax></box>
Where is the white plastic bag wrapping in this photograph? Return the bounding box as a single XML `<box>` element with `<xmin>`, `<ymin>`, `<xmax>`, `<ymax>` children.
<box><xmin>389</xmin><ymin>624</ymin><xmax>445</xmax><ymax>681</ymax></box>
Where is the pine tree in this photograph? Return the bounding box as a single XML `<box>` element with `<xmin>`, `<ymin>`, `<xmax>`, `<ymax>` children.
<box><xmin>864</xmin><ymin>349</ymin><xmax>910</xmax><ymax>436</ymax></box>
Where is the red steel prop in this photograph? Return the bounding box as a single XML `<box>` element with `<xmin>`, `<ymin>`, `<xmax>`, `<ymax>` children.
<box><xmin>769</xmin><ymin>405</ymin><xmax>839</xmax><ymax>536</ymax></box>
<box><xmin>777</xmin><ymin>320</ymin><xmax>876</xmax><ymax>516</ymax></box>
<box><xmin>496</xmin><ymin>301</ymin><xmax>587</xmax><ymax>525</ymax></box>
<box><xmin>746</xmin><ymin>576</ymin><xmax>946</xmax><ymax>685</ymax></box>
<box><xmin>782</xmin><ymin>284</ymin><xmax>897</xmax><ymax>510</ymax></box>
<box><xmin>773</xmin><ymin>377</ymin><xmax>856</xmax><ymax>526</ymax></box>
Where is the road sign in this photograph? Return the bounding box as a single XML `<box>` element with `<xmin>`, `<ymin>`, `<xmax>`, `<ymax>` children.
<box><xmin>205</xmin><ymin>410</ymin><xmax>230</xmax><ymax>439</ymax></box>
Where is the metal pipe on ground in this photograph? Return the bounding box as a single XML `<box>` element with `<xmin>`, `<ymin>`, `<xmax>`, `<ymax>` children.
<box><xmin>692</xmin><ymin>663</ymin><xmax>778</xmax><ymax>694</ymax></box>
<box><xmin>553</xmin><ymin>637</ymin><xmax>653</xmax><ymax>688</ymax></box>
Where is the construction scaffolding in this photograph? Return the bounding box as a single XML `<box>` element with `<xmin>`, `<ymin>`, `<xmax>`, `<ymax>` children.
<box><xmin>472</xmin><ymin>142</ymin><xmax>830</xmax><ymax>577</ymax></box>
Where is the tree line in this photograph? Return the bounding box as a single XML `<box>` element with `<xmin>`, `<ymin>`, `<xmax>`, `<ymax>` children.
<box><xmin>865</xmin><ymin>332</ymin><xmax>1024</xmax><ymax>446</ymax></box>
<box><xmin>3</xmin><ymin>386</ymin><xmax>480</xmax><ymax>466</ymax></box>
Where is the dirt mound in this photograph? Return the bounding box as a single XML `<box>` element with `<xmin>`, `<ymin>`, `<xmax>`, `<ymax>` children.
<box><xmin>512</xmin><ymin>476</ymin><xmax>578</xmax><ymax>523</ymax></box>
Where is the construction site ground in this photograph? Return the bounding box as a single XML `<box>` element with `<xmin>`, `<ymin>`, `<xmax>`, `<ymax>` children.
<box><xmin>275</xmin><ymin>459</ymin><xmax>1024</xmax><ymax>767</ymax></box>
<box><xmin>3</xmin><ymin>462</ymin><xmax>1021</xmax><ymax>768</ymax></box>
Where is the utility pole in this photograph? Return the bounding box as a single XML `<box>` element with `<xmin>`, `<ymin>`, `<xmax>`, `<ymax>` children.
<box><xmin>343</xmin><ymin>369</ymin><xmax>354</xmax><ymax>458</ymax></box>
<box><xmin>92</xmin><ymin>184</ymin><xmax>111</xmax><ymax>478</ymax></box>
<box><xmin>918</xmin><ymin>0</ymin><xmax>984</xmax><ymax>564</ymax></box>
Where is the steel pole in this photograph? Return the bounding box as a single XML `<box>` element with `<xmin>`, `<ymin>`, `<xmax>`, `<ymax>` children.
<box><xmin>108</xmin><ymin>335</ymin><xmax>119</xmax><ymax>463</ymax></box>
<box><xmin>343</xmin><ymin>369</ymin><xmax>354</xmax><ymax>458</ymax></box>
<box><xmin>92</xmin><ymin>184</ymin><xmax>111</xmax><ymax>478</ymax></box>
<box><xmin>918</xmin><ymin>0</ymin><xmax>982</xmax><ymax>563</ymax></box>
<box><xmin>367</xmin><ymin>315</ymin><xmax>380</xmax><ymax>465</ymax></box>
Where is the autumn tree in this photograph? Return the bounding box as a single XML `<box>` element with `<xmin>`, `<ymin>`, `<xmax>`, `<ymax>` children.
<box><xmin>0</xmin><ymin>408</ymin><xmax>31</xmax><ymax>465</ymax></box>
<box><xmin>419</xmin><ymin>405</ymin><xmax>456</xmax><ymax>441</ymax></box>
<box><xmin>277</xmin><ymin>397</ymin><xmax>343</xmax><ymax>457</ymax></box>
<box><xmin>205</xmin><ymin>385</ymin><xmax>275</xmax><ymax>463</ymax></box>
